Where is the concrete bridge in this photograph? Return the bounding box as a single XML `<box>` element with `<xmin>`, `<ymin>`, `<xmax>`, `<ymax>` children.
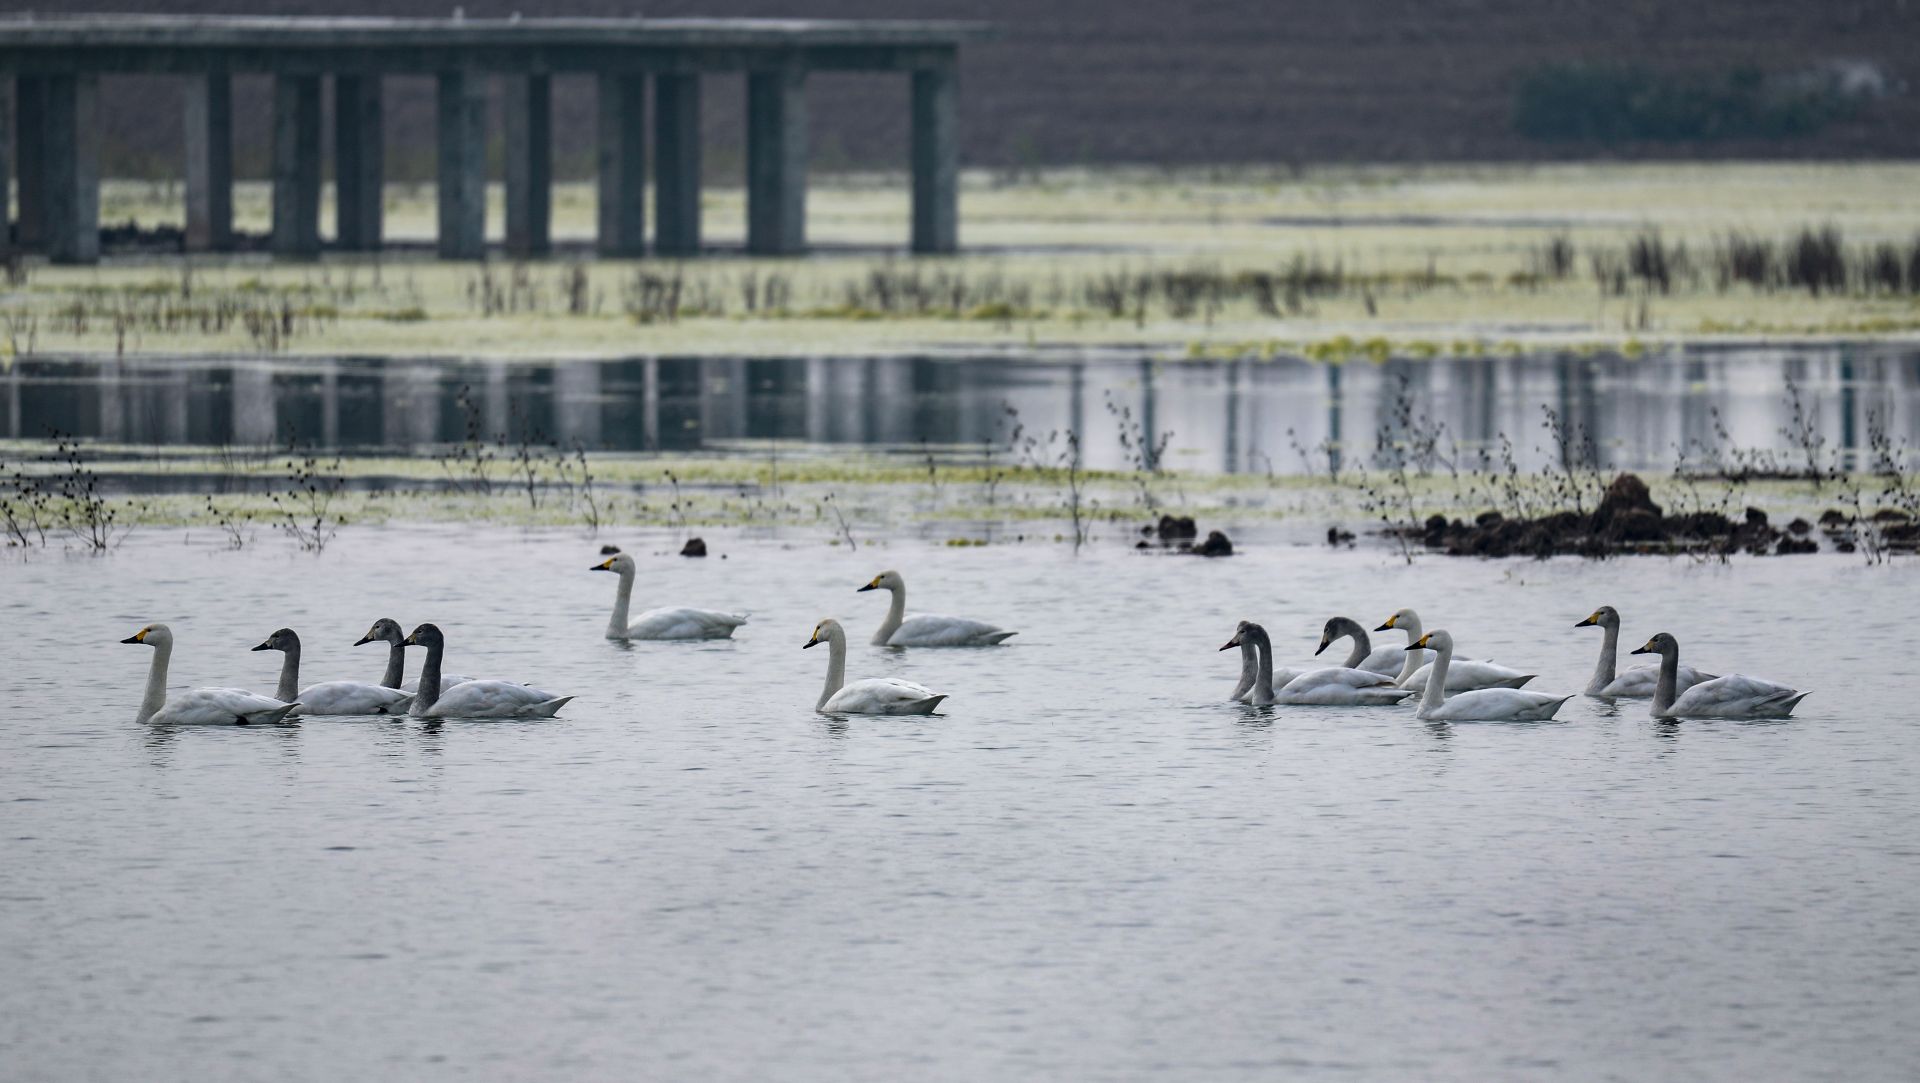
<box><xmin>0</xmin><ymin>15</ymin><xmax>990</xmax><ymax>264</ymax></box>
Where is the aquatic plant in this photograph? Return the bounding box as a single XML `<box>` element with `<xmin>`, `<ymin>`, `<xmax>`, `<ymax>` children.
<box><xmin>269</xmin><ymin>443</ymin><xmax>344</xmax><ymax>553</ymax></box>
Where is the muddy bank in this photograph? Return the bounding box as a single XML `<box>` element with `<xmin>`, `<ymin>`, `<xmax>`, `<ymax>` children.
<box><xmin>1390</xmin><ymin>473</ymin><xmax>1918</xmax><ymax>558</ymax></box>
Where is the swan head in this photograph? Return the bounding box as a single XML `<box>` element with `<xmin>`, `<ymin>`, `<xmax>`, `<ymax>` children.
<box><xmin>1220</xmin><ymin>619</ymin><xmax>1267</xmax><ymax>651</ymax></box>
<box><xmin>1375</xmin><ymin>608</ymin><xmax>1419</xmax><ymax>633</ymax></box>
<box><xmin>120</xmin><ymin>623</ymin><xmax>173</xmax><ymax>648</ymax></box>
<box><xmin>804</xmin><ymin>618</ymin><xmax>846</xmax><ymax>648</ymax></box>
<box><xmin>1409</xmin><ymin>629</ymin><xmax>1454</xmax><ymax>653</ymax></box>
<box><xmin>591</xmin><ymin>553</ymin><xmax>636</xmax><ymax>575</ymax></box>
<box><xmin>355</xmin><ymin>617</ymin><xmax>404</xmax><ymax>647</ymax></box>
<box><xmin>1315</xmin><ymin>616</ymin><xmax>1356</xmax><ymax>656</ymax></box>
<box><xmin>1631</xmin><ymin>632</ymin><xmax>1678</xmax><ymax>657</ymax></box>
<box><xmin>403</xmin><ymin>623</ymin><xmax>445</xmax><ymax>649</ymax></box>
<box><xmin>1575</xmin><ymin>606</ymin><xmax>1620</xmax><ymax>630</ymax></box>
<box><xmin>858</xmin><ymin>570</ymin><xmax>903</xmax><ymax>593</ymax></box>
<box><xmin>252</xmin><ymin>627</ymin><xmax>299</xmax><ymax>654</ymax></box>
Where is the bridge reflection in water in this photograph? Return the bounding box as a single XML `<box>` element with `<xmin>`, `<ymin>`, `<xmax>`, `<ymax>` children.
<box><xmin>5</xmin><ymin>345</ymin><xmax>1918</xmax><ymax>475</ymax></box>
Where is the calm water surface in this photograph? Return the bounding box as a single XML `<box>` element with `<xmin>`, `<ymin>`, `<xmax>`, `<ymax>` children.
<box><xmin>7</xmin><ymin>343</ymin><xmax>1920</xmax><ymax>475</ymax></box>
<box><xmin>3</xmin><ymin>528</ymin><xmax>1917</xmax><ymax>1080</ymax></box>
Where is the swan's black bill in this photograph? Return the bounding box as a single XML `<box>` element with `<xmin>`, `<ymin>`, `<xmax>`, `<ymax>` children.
<box><xmin>352</xmin><ymin>634</ymin><xmax>373</xmax><ymax>645</ymax></box>
<box><xmin>803</xmin><ymin>637</ymin><xmax>821</xmax><ymax>649</ymax></box>
<box><xmin>1218</xmin><ymin>637</ymin><xmax>1241</xmax><ymax>651</ymax></box>
<box><xmin>1629</xmin><ymin>643</ymin><xmax>1656</xmax><ymax>655</ymax></box>
<box><xmin>1313</xmin><ymin>639</ymin><xmax>1331</xmax><ymax>656</ymax></box>
<box><xmin>250</xmin><ymin>640</ymin><xmax>272</xmax><ymax>652</ymax></box>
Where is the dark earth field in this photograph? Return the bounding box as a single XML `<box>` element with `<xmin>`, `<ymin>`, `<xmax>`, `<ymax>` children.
<box><xmin>48</xmin><ymin>0</ymin><xmax>1920</xmax><ymax>178</ymax></box>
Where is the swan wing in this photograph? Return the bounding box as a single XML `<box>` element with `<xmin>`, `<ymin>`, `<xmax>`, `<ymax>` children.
<box><xmin>419</xmin><ymin>679</ymin><xmax>572</xmax><ymax>719</ymax></box>
<box><xmin>823</xmin><ymin>678</ymin><xmax>947</xmax><ymax>715</ymax></box>
<box><xmin>1422</xmin><ymin>688</ymin><xmax>1571</xmax><ymax>722</ymax></box>
<box><xmin>1597</xmin><ymin>664</ymin><xmax>1717</xmax><ymax>698</ymax></box>
<box><xmin>1357</xmin><ymin>646</ymin><xmax>1406</xmax><ymax>675</ymax></box>
<box><xmin>152</xmin><ymin>687</ymin><xmax>300</xmax><ymax>726</ymax></box>
<box><xmin>886</xmin><ymin>614</ymin><xmax>1015</xmax><ymax>647</ymax></box>
<box><xmin>625</xmin><ymin>606</ymin><xmax>748</xmax><ymax>640</ymax></box>
<box><xmin>294</xmin><ymin>681</ymin><xmax>414</xmax><ymax>716</ymax></box>
<box><xmin>1280</xmin><ymin>666</ymin><xmax>1398</xmax><ymax>693</ymax></box>
<box><xmin>401</xmin><ymin>673</ymin><xmax>475</xmax><ymax>693</ymax></box>
<box><xmin>1667</xmin><ymin>674</ymin><xmax>1806</xmax><ymax>718</ymax></box>
<box><xmin>1402</xmin><ymin>658</ymin><xmax>1535</xmax><ymax>691</ymax></box>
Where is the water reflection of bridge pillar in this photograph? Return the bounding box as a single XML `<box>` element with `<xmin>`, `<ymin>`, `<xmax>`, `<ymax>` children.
<box><xmin>1138</xmin><ymin>357</ymin><xmax>1158</xmax><ymax>470</ymax></box>
<box><xmin>483</xmin><ymin>365</ymin><xmax>510</xmax><ymax>439</ymax></box>
<box><xmin>318</xmin><ymin>361</ymin><xmax>340</xmax><ymax>448</ymax></box>
<box><xmin>233</xmin><ymin>367</ymin><xmax>275</xmax><ymax>445</ymax></box>
<box><xmin>700</xmin><ymin>357</ymin><xmax>748</xmax><ymax>442</ymax></box>
<box><xmin>552</xmin><ymin>362</ymin><xmax>602</xmax><ymax>449</ymax></box>
<box><xmin>1326</xmin><ymin>363</ymin><xmax>1343</xmax><ymax>474</ymax></box>
<box><xmin>95</xmin><ymin>358</ymin><xmax>125</xmax><ymax>443</ymax></box>
<box><xmin>642</xmin><ymin>358</ymin><xmax>660</xmax><ymax>451</ymax></box>
<box><xmin>1223</xmin><ymin>359</ymin><xmax>1240</xmax><ymax>473</ymax></box>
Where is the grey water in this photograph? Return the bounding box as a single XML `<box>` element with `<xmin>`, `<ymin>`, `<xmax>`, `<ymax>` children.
<box><xmin>6</xmin><ymin>342</ymin><xmax>1920</xmax><ymax>479</ymax></box>
<box><xmin>4</xmin><ymin>525</ymin><xmax>1918</xmax><ymax>1080</ymax></box>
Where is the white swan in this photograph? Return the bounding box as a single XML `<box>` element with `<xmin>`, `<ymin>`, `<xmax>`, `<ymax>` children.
<box><xmin>354</xmin><ymin>618</ymin><xmax>476</xmax><ymax>694</ymax></box>
<box><xmin>1377</xmin><ymin>609</ymin><xmax>1535</xmax><ymax>691</ymax></box>
<box><xmin>251</xmin><ymin>628</ymin><xmax>413</xmax><ymax>716</ymax></box>
<box><xmin>805</xmin><ymin>618</ymin><xmax>948</xmax><ymax>714</ymax></box>
<box><xmin>1410</xmin><ymin>630</ymin><xmax>1571</xmax><ymax>722</ymax></box>
<box><xmin>1631</xmin><ymin>633</ymin><xmax>1809</xmax><ymax>720</ymax></box>
<box><xmin>403</xmin><ymin>624</ymin><xmax>572</xmax><ymax>719</ymax></box>
<box><xmin>1315</xmin><ymin>616</ymin><xmax>1408</xmax><ymax>676</ymax></box>
<box><xmin>859</xmin><ymin>570</ymin><xmax>1016</xmax><ymax>647</ymax></box>
<box><xmin>1224</xmin><ymin>621</ymin><xmax>1413</xmax><ymax>706</ymax></box>
<box><xmin>1575</xmin><ymin>606</ymin><xmax>1715</xmax><ymax>698</ymax></box>
<box><xmin>121</xmin><ymin>623</ymin><xmax>300</xmax><ymax>726</ymax></box>
<box><xmin>591</xmin><ymin>553</ymin><xmax>747</xmax><ymax>640</ymax></box>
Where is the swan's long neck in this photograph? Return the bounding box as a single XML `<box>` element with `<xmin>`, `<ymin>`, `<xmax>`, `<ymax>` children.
<box><xmin>1230</xmin><ymin>638</ymin><xmax>1257</xmax><ymax>701</ymax></box>
<box><xmin>137</xmin><ymin>640</ymin><xmax>172</xmax><ymax>724</ymax></box>
<box><xmin>818</xmin><ymin>630</ymin><xmax>847</xmax><ymax>710</ymax></box>
<box><xmin>1394</xmin><ymin>613</ymin><xmax>1426</xmax><ymax>685</ymax></box>
<box><xmin>1419</xmin><ymin>638</ymin><xmax>1451</xmax><ymax>714</ymax></box>
<box><xmin>1586</xmin><ymin>621</ymin><xmax>1619</xmax><ymax>695</ymax></box>
<box><xmin>274</xmin><ymin>642</ymin><xmax>300</xmax><ymax>703</ymax></box>
<box><xmin>608</xmin><ymin>567</ymin><xmax>635</xmax><ymax>637</ymax></box>
<box><xmin>1652</xmin><ymin>645</ymin><xmax>1679</xmax><ymax>717</ymax></box>
<box><xmin>412</xmin><ymin>640</ymin><xmax>444</xmax><ymax>715</ymax></box>
<box><xmin>1339</xmin><ymin>621</ymin><xmax>1371</xmax><ymax>670</ymax></box>
<box><xmin>1251</xmin><ymin>629</ymin><xmax>1275</xmax><ymax>705</ymax></box>
<box><xmin>381</xmin><ymin>640</ymin><xmax>405</xmax><ymax>689</ymax></box>
<box><xmin>873</xmin><ymin>585</ymin><xmax>906</xmax><ymax>646</ymax></box>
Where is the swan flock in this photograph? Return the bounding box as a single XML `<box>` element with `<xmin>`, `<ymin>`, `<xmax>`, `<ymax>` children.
<box><xmin>118</xmin><ymin>554</ymin><xmax>1807</xmax><ymax>724</ymax></box>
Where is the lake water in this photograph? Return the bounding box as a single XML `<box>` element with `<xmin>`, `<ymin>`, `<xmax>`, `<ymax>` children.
<box><xmin>4</xmin><ymin>525</ymin><xmax>1916</xmax><ymax>1080</ymax></box>
<box><xmin>6</xmin><ymin>342</ymin><xmax>1919</xmax><ymax>478</ymax></box>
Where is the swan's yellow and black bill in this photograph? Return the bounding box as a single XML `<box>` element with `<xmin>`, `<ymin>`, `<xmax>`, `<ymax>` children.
<box><xmin>1375</xmin><ymin>614</ymin><xmax>1398</xmax><ymax>631</ymax></box>
<box><xmin>1411</xmin><ymin>633</ymin><xmax>1433</xmax><ymax>649</ymax></box>
<box><xmin>856</xmin><ymin>577</ymin><xmax>881</xmax><ymax>592</ymax></box>
<box><xmin>1575</xmin><ymin>611</ymin><xmax>1601</xmax><ymax>627</ymax></box>
<box><xmin>591</xmin><ymin>559</ymin><xmax>616</xmax><ymax>571</ymax></box>
<box><xmin>803</xmin><ymin>630</ymin><xmax>823</xmax><ymax>648</ymax></box>
<box><xmin>1630</xmin><ymin>638</ymin><xmax>1659</xmax><ymax>655</ymax></box>
<box><xmin>120</xmin><ymin>626</ymin><xmax>150</xmax><ymax>644</ymax></box>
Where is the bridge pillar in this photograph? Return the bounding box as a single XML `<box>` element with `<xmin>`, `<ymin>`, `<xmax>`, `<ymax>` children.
<box><xmin>15</xmin><ymin>77</ymin><xmax>45</xmax><ymax>252</ymax></box>
<box><xmin>596</xmin><ymin>73</ymin><xmax>647</xmax><ymax>257</ymax></box>
<box><xmin>436</xmin><ymin>69</ymin><xmax>486</xmax><ymax>259</ymax></box>
<box><xmin>911</xmin><ymin>61</ymin><xmax>958</xmax><ymax>254</ymax></box>
<box><xmin>44</xmin><ymin>74</ymin><xmax>100</xmax><ymax>265</ymax></box>
<box><xmin>504</xmin><ymin>73</ymin><xmax>551</xmax><ymax>257</ymax></box>
<box><xmin>654</xmin><ymin>72</ymin><xmax>701</xmax><ymax>256</ymax></box>
<box><xmin>184</xmin><ymin>71</ymin><xmax>233</xmax><ymax>252</ymax></box>
<box><xmin>335</xmin><ymin>74</ymin><xmax>383</xmax><ymax>251</ymax></box>
<box><xmin>746</xmin><ymin>65</ymin><xmax>807</xmax><ymax>255</ymax></box>
<box><xmin>270</xmin><ymin>73</ymin><xmax>321</xmax><ymax>258</ymax></box>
